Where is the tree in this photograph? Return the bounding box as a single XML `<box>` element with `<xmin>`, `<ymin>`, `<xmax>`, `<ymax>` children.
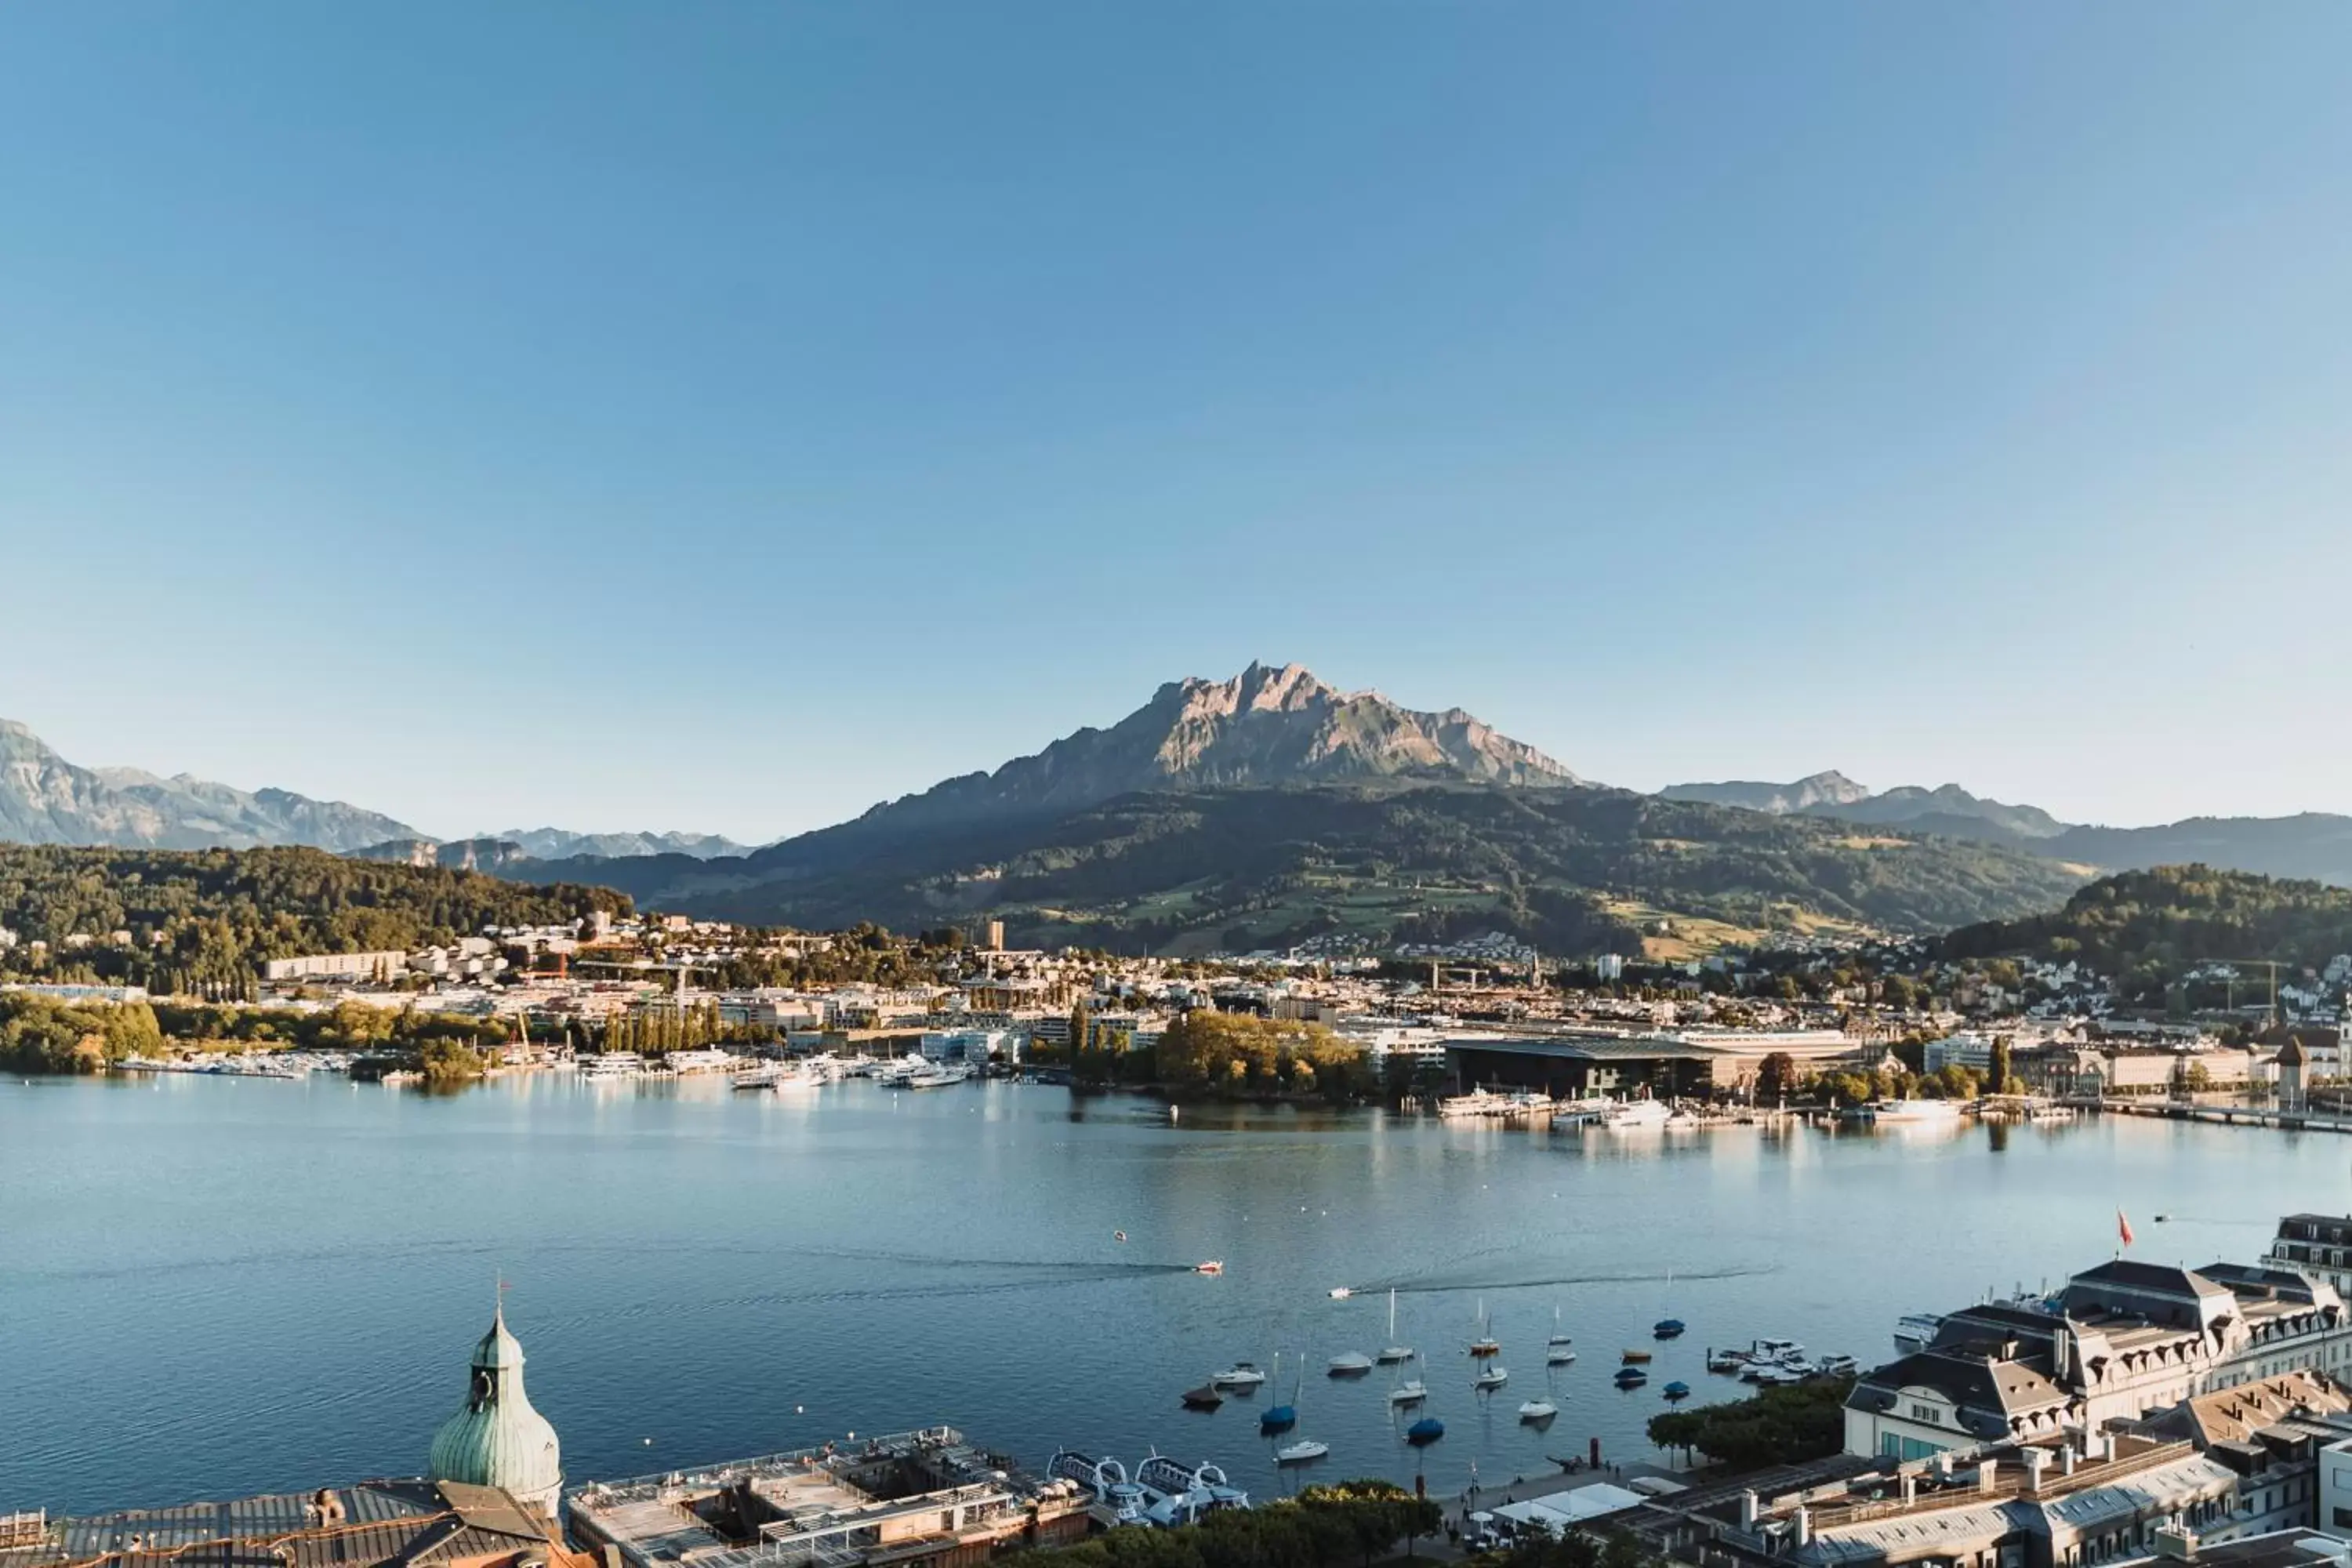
<box><xmin>1645</xmin><ymin>1377</ymin><xmax>1855</xmax><ymax>1469</ymax></box>
<box><xmin>1755</xmin><ymin>1051</ymin><xmax>1798</xmax><ymax>1104</ymax></box>
<box><xmin>1988</xmin><ymin>1036</ymin><xmax>2013</xmax><ymax>1095</ymax></box>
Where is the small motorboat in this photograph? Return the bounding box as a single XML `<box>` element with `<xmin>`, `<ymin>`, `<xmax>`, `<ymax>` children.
<box><xmin>1388</xmin><ymin>1378</ymin><xmax>1428</xmax><ymax>1406</ymax></box>
<box><xmin>1328</xmin><ymin>1286</ymin><xmax>1353</xmax><ymax>1298</ymax></box>
<box><xmin>1621</xmin><ymin>1348</ymin><xmax>1653</xmax><ymax>1364</ymax></box>
<box><xmin>1707</xmin><ymin>1348</ymin><xmax>1746</xmax><ymax>1374</ymax></box>
<box><xmin>1275</xmin><ymin>1438</ymin><xmax>1329</xmax><ymax>1465</ymax></box>
<box><xmin>1473</xmin><ymin>1364</ymin><xmax>1509</xmax><ymax>1392</ymax></box>
<box><xmin>1662</xmin><ymin>1381</ymin><xmax>1692</xmax><ymax>1401</ymax></box>
<box><xmin>1182</xmin><ymin>1384</ymin><xmax>1225</xmax><ymax>1410</ymax></box>
<box><xmin>1196</xmin><ymin>1261</ymin><xmax>1225</xmax><ymax>1275</ymax></box>
<box><xmin>1213</xmin><ymin>1362</ymin><xmax>1266</xmax><ymax>1388</ymax></box>
<box><xmin>1653</xmin><ymin>1318</ymin><xmax>1687</xmax><ymax>1340</ymax></box>
<box><xmin>1328</xmin><ymin>1352</ymin><xmax>1374</xmax><ymax>1376</ymax></box>
<box><xmin>1613</xmin><ymin>1367</ymin><xmax>1650</xmax><ymax>1388</ymax></box>
<box><xmin>1406</xmin><ymin>1417</ymin><xmax>1445</xmax><ymax>1445</ymax></box>
<box><xmin>1517</xmin><ymin>1398</ymin><xmax>1557</xmax><ymax>1422</ymax></box>
<box><xmin>1548</xmin><ymin>1344</ymin><xmax>1577</xmax><ymax>1366</ymax></box>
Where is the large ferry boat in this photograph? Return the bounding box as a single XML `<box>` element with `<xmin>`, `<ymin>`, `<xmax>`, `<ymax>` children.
<box><xmin>1868</xmin><ymin>1098</ymin><xmax>1962</xmax><ymax>1125</ymax></box>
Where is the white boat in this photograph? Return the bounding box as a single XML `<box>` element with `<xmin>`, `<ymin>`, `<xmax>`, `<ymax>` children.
<box><xmin>1818</xmin><ymin>1354</ymin><xmax>1859</xmax><ymax>1377</ymax></box>
<box><xmin>1546</xmin><ymin>1305</ymin><xmax>1574</xmax><ymax>1364</ymax></box>
<box><xmin>1388</xmin><ymin>1377</ymin><xmax>1428</xmax><ymax>1405</ymax></box>
<box><xmin>1748</xmin><ymin>1337</ymin><xmax>1805</xmax><ymax>1363</ymax></box>
<box><xmin>769</xmin><ymin>1061</ymin><xmax>824</xmax><ymax>1094</ymax></box>
<box><xmin>1602</xmin><ymin>1098</ymin><xmax>1671</xmax><ymax>1130</ymax></box>
<box><xmin>666</xmin><ymin>1047</ymin><xmax>735</xmax><ymax>1074</ymax></box>
<box><xmin>1517</xmin><ymin>1398</ymin><xmax>1557</xmax><ymax>1421</ymax></box>
<box><xmin>578</xmin><ymin>1052</ymin><xmax>644</xmax><ymax>1080</ymax></box>
<box><xmin>1473</xmin><ymin>1364</ymin><xmax>1509</xmax><ymax>1392</ymax></box>
<box><xmin>1377</xmin><ymin>1289</ymin><xmax>1415</xmax><ymax>1363</ymax></box>
<box><xmin>903</xmin><ymin>1062</ymin><xmax>971</xmax><ymax>1089</ymax></box>
<box><xmin>1893</xmin><ymin>1312</ymin><xmax>1944</xmax><ymax>1355</ymax></box>
<box><xmin>731</xmin><ymin>1063</ymin><xmax>785</xmax><ymax>1090</ymax></box>
<box><xmin>1274</xmin><ymin>1439</ymin><xmax>1328</xmax><ymax>1465</ymax></box>
<box><xmin>1870</xmin><ymin>1098</ymin><xmax>1962</xmax><ymax>1124</ymax></box>
<box><xmin>1707</xmin><ymin>1348</ymin><xmax>1747</xmax><ymax>1373</ymax></box>
<box><xmin>1212</xmin><ymin>1362</ymin><xmax>1267</xmax><ymax>1389</ymax></box>
<box><xmin>1327</xmin><ymin>1352</ymin><xmax>1373</xmax><ymax>1375</ymax></box>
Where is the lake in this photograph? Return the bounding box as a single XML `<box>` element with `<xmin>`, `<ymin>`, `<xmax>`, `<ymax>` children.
<box><xmin>0</xmin><ymin>1072</ymin><xmax>2335</xmax><ymax>1515</ymax></box>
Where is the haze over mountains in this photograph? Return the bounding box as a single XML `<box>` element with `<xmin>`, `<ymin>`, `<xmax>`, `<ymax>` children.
<box><xmin>0</xmin><ymin>720</ymin><xmax>746</xmax><ymax>862</ymax></box>
<box><xmin>7</xmin><ymin>663</ymin><xmax>2352</xmax><ymax>949</ymax></box>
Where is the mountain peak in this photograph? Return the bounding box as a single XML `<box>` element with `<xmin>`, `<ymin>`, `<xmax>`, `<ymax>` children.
<box><xmin>833</xmin><ymin>666</ymin><xmax>1578</xmax><ymax>838</ymax></box>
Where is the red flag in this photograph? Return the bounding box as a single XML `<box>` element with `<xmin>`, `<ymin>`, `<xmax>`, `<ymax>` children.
<box><xmin>2118</xmin><ymin>1208</ymin><xmax>2136</xmax><ymax>1248</ymax></box>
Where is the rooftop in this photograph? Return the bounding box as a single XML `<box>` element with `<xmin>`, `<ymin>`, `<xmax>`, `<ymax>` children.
<box><xmin>0</xmin><ymin>1480</ymin><xmax>568</xmax><ymax>1568</ymax></box>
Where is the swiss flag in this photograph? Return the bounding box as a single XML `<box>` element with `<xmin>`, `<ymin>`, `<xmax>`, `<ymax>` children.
<box><xmin>2118</xmin><ymin>1208</ymin><xmax>2136</xmax><ymax>1248</ymax></box>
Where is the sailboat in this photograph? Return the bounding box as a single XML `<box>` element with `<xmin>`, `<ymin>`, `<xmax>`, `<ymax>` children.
<box><xmin>1271</xmin><ymin>1359</ymin><xmax>1324</xmax><ymax>1462</ymax></box>
<box><xmin>1469</xmin><ymin>1297</ymin><xmax>1501</xmax><ymax>1358</ymax></box>
<box><xmin>1258</xmin><ymin>1352</ymin><xmax>1297</xmax><ymax>1431</ymax></box>
<box><xmin>1377</xmin><ymin>1290</ymin><xmax>1415</xmax><ymax>1363</ymax></box>
<box><xmin>1519</xmin><ymin>1359</ymin><xmax>1559</xmax><ymax>1421</ymax></box>
<box><xmin>1653</xmin><ymin>1270</ymin><xmax>1686</xmax><ymax>1339</ymax></box>
<box><xmin>1388</xmin><ymin>1368</ymin><xmax>1428</xmax><ymax>1406</ymax></box>
<box><xmin>1547</xmin><ymin>1305</ymin><xmax>1575</xmax><ymax>1365</ymax></box>
<box><xmin>1473</xmin><ymin>1362</ymin><xmax>1509</xmax><ymax>1392</ymax></box>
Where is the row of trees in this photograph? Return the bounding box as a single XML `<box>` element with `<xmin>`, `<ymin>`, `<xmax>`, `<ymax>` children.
<box><xmin>1038</xmin><ymin>1007</ymin><xmax>1401</xmax><ymax>1102</ymax></box>
<box><xmin>1646</xmin><ymin>1376</ymin><xmax>1856</xmax><ymax>1470</ymax></box>
<box><xmin>1022</xmin><ymin>1481</ymin><xmax>1439</xmax><ymax>1568</ymax></box>
<box><xmin>0</xmin><ymin>993</ymin><xmax>166</xmax><ymax>1073</ymax></box>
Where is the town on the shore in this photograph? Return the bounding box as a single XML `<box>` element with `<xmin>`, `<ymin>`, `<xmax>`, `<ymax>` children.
<box><xmin>10</xmin><ymin>906</ymin><xmax>2347</xmax><ymax>1123</ymax></box>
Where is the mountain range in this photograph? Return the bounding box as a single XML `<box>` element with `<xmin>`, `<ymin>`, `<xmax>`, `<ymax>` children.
<box><xmin>0</xmin><ymin>720</ymin><xmax>746</xmax><ymax>862</ymax></box>
<box><xmin>7</xmin><ymin>666</ymin><xmax>2352</xmax><ymax>951</ymax></box>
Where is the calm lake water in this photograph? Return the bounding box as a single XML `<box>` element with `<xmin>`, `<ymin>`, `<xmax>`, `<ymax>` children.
<box><xmin>2</xmin><ymin>1073</ymin><xmax>2341</xmax><ymax>1515</ymax></box>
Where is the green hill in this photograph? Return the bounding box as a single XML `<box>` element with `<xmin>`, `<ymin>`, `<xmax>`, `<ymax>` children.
<box><xmin>0</xmin><ymin>844</ymin><xmax>630</xmax><ymax>993</ymax></box>
<box><xmin>1940</xmin><ymin>864</ymin><xmax>2352</xmax><ymax>980</ymax></box>
<box><xmin>658</xmin><ymin>782</ymin><xmax>2089</xmax><ymax>954</ymax></box>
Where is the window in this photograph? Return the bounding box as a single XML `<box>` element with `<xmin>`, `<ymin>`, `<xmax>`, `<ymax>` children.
<box><xmin>2333</xmin><ymin>1508</ymin><xmax>2352</xmax><ymax>1530</ymax></box>
<box><xmin>1911</xmin><ymin>1403</ymin><xmax>1945</xmax><ymax>1425</ymax></box>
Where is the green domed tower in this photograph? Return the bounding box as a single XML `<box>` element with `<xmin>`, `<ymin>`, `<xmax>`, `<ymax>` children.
<box><xmin>428</xmin><ymin>1305</ymin><xmax>563</xmax><ymax>1512</ymax></box>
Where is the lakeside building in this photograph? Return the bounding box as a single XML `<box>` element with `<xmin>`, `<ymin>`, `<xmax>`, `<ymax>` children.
<box><xmin>1442</xmin><ymin>1026</ymin><xmax>1857</xmax><ymax>1099</ymax></box>
<box><xmin>0</xmin><ymin>1481</ymin><xmax>585</xmax><ymax>1568</ymax></box>
<box><xmin>260</xmin><ymin>950</ymin><xmax>416</xmax><ymax>983</ymax></box>
<box><xmin>1631</xmin><ymin>1430</ymin><xmax>2340</xmax><ymax>1568</ymax></box>
<box><xmin>1846</xmin><ymin>1260</ymin><xmax>2352</xmax><ymax>1463</ymax></box>
<box><xmin>2267</xmin><ymin>1218</ymin><xmax>2352</xmax><ymax>1300</ymax></box>
<box><xmin>565</xmin><ymin>1428</ymin><xmax>1091</xmax><ymax>1568</ymax></box>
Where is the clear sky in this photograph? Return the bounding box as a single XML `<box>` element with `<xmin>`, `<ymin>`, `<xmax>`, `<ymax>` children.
<box><xmin>5</xmin><ymin>3</ymin><xmax>2349</xmax><ymax>843</ymax></box>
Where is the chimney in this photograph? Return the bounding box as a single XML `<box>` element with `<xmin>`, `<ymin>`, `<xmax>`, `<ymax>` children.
<box><xmin>1900</xmin><ymin>1476</ymin><xmax>1918</xmax><ymax>1506</ymax></box>
<box><xmin>1739</xmin><ymin>1492</ymin><xmax>1759</xmax><ymax>1529</ymax></box>
<box><xmin>2060</xmin><ymin>1443</ymin><xmax>2078</xmax><ymax>1477</ymax></box>
<box><xmin>2154</xmin><ymin>1527</ymin><xmax>2198</xmax><ymax>1563</ymax></box>
<box><xmin>1978</xmin><ymin>1459</ymin><xmax>2000</xmax><ymax>1494</ymax></box>
<box><xmin>1794</xmin><ymin>1508</ymin><xmax>1813</xmax><ymax>1549</ymax></box>
<box><xmin>2024</xmin><ymin>1449</ymin><xmax>2050</xmax><ymax>1491</ymax></box>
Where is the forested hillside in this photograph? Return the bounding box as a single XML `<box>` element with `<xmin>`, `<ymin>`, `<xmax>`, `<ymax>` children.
<box><xmin>1940</xmin><ymin>865</ymin><xmax>2352</xmax><ymax>984</ymax></box>
<box><xmin>665</xmin><ymin>782</ymin><xmax>2090</xmax><ymax>953</ymax></box>
<box><xmin>0</xmin><ymin>845</ymin><xmax>629</xmax><ymax>993</ymax></box>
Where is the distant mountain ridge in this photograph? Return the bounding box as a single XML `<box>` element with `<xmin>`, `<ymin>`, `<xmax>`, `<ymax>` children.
<box><xmin>0</xmin><ymin>720</ymin><xmax>419</xmax><ymax>852</ymax></box>
<box><xmin>1661</xmin><ymin>771</ymin><xmax>1871</xmax><ymax>816</ymax></box>
<box><xmin>0</xmin><ymin>718</ymin><xmax>743</xmax><ymax>862</ymax></box>
<box><xmin>486</xmin><ymin>827</ymin><xmax>756</xmax><ymax>861</ymax></box>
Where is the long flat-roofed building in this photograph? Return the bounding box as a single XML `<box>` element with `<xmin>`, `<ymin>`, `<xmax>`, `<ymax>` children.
<box><xmin>565</xmin><ymin>1428</ymin><xmax>1091</xmax><ymax>1568</ymax></box>
<box><xmin>1443</xmin><ymin>1027</ymin><xmax>1858</xmax><ymax>1099</ymax></box>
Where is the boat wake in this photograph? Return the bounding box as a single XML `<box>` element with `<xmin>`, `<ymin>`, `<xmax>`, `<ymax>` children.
<box><xmin>1355</xmin><ymin>1264</ymin><xmax>1779</xmax><ymax>1295</ymax></box>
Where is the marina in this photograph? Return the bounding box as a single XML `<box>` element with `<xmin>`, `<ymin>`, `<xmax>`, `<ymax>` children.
<box><xmin>2</xmin><ymin>1071</ymin><xmax>2339</xmax><ymax>1519</ymax></box>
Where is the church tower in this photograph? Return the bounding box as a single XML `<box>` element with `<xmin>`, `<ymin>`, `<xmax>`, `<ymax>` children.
<box><xmin>428</xmin><ymin>1304</ymin><xmax>564</xmax><ymax>1513</ymax></box>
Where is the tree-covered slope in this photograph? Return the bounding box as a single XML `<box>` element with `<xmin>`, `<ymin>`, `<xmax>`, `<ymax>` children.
<box><xmin>666</xmin><ymin>783</ymin><xmax>2089</xmax><ymax>953</ymax></box>
<box><xmin>0</xmin><ymin>844</ymin><xmax>630</xmax><ymax>992</ymax></box>
<box><xmin>1941</xmin><ymin>864</ymin><xmax>2352</xmax><ymax>978</ymax></box>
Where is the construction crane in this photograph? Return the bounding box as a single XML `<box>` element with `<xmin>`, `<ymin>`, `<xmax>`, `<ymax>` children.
<box><xmin>572</xmin><ymin>957</ymin><xmax>717</xmax><ymax>1011</ymax></box>
<box><xmin>2197</xmin><ymin>958</ymin><xmax>2286</xmax><ymax>1030</ymax></box>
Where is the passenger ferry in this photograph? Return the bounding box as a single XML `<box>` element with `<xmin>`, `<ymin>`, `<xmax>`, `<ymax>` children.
<box><xmin>577</xmin><ymin>1052</ymin><xmax>645</xmax><ymax>1081</ymax></box>
<box><xmin>1867</xmin><ymin>1098</ymin><xmax>1962</xmax><ymax>1125</ymax></box>
<box><xmin>1600</xmin><ymin>1098</ymin><xmax>1672</xmax><ymax>1131</ymax></box>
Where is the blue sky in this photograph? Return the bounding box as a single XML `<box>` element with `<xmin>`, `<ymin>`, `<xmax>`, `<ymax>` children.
<box><xmin>5</xmin><ymin>3</ymin><xmax>2349</xmax><ymax>841</ymax></box>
